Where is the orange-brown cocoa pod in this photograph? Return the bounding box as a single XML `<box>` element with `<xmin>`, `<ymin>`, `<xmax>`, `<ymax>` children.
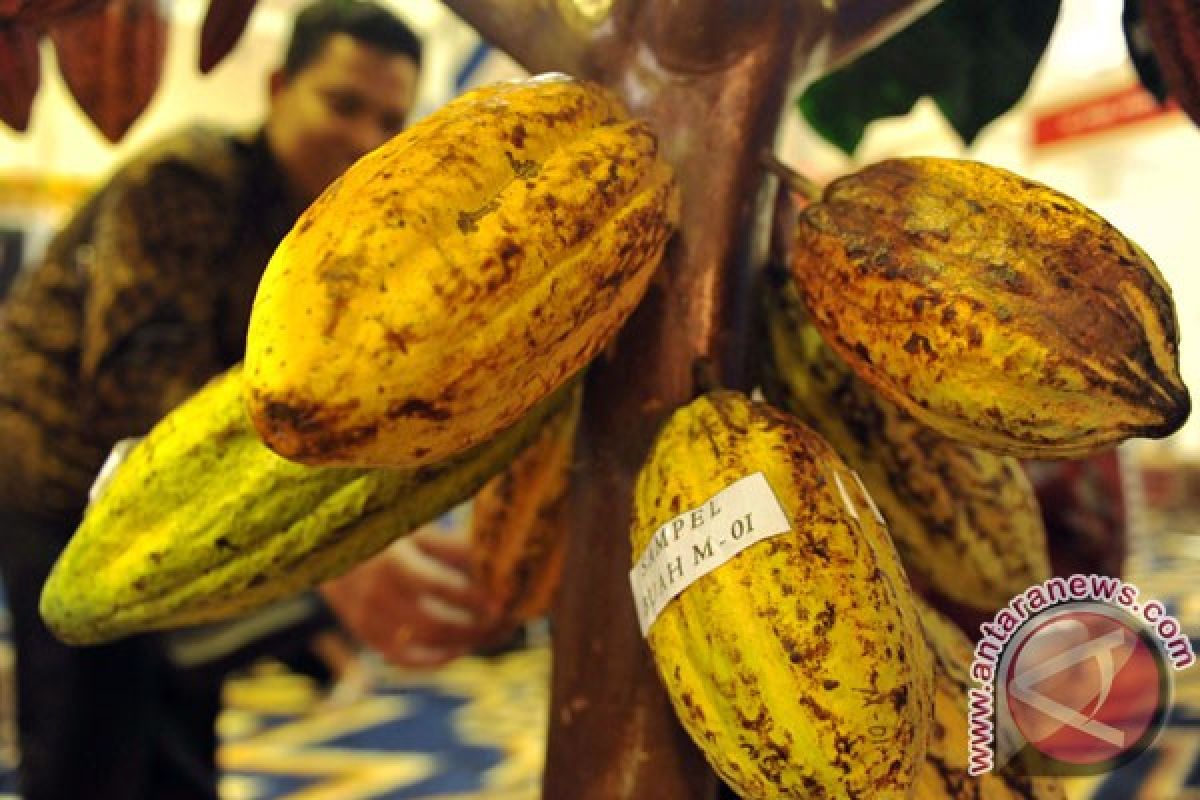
<box><xmin>792</xmin><ymin>157</ymin><xmax>1189</xmax><ymax>459</ymax></box>
<box><xmin>48</xmin><ymin>0</ymin><xmax>166</xmax><ymax>142</ymax></box>
<box><xmin>469</xmin><ymin>385</ymin><xmax>580</xmax><ymax>626</ymax></box>
<box><xmin>1144</xmin><ymin>0</ymin><xmax>1200</xmax><ymax>128</ymax></box>
<box><xmin>0</xmin><ymin>23</ymin><xmax>39</xmax><ymax>131</ymax></box>
<box><xmin>198</xmin><ymin>0</ymin><xmax>258</xmax><ymax>74</ymax></box>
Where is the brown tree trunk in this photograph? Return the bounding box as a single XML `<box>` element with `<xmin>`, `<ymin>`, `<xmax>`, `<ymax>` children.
<box><xmin>542</xmin><ymin>3</ymin><xmax>824</xmax><ymax>797</ymax></box>
<box><xmin>438</xmin><ymin>1</ymin><xmax>944</xmax><ymax>797</ymax></box>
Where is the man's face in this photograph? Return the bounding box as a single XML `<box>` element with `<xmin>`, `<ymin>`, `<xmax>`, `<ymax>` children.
<box><xmin>267</xmin><ymin>32</ymin><xmax>419</xmax><ymax>205</ymax></box>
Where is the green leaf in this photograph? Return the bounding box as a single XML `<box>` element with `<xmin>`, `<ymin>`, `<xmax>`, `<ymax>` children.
<box><xmin>798</xmin><ymin>0</ymin><xmax>1062</xmax><ymax>155</ymax></box>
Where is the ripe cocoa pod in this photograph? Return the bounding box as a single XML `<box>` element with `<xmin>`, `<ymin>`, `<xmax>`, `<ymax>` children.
<box><xmin>762</xmin><ymin>274</ymin><xmax>1051</xmax><ymax>612</ymax></box>
<box><xmin>469</xmin><ymin>384</ymin><xmax>579</xmax><ymax>626</ymax></box>
<box><xmin>632</xmin><ymin>390</ymin><xmax>933</xmax><ymax>799</ymax></box>
<box><xmin>48</xmin><ymin>0</ymin><xmax>166</xmax><ymax>142</ymax></box>
<box><xmin>246</xmin><ymin>74</ymin><xmax>680</xmax><ymax>468</ymax></box>
<box><xmin>792</xmin><ymin>157</ymin><xmax>1189</xmax><ymax>459</ymax></box>
<box><xmin>198</xmin><ymin>0</ymin><xmax>258</xmax><ymax>74</ymax></box>
<box><xmin>915</xmin><ymin>599</ymin><xmax>1066</xmax><ymax>800</ymax></box>
<box><xmin>40</xmin><ymin>366</ymin><xmax>574</xmax><ymax>645</ymax></box>
<box><xmin>0</xmin><ymin>23</ymin><xmax>39</xmax><ymax>131</ymax></box>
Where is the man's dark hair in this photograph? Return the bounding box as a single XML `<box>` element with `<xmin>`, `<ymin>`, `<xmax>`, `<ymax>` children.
<box><xmin>284</xmin><ymin>0</ymin><xmax>422</xmax><ymax>76</ymax></box>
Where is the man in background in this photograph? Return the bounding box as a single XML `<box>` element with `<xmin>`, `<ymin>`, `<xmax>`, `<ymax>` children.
<box><xmin>0</xmin><ymin>3</ymin><xmax>502</xmax><ymax>798</ymax></box>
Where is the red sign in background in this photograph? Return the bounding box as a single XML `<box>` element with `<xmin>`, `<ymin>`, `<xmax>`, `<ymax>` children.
<box><xmin>1033</xmin><ymin>85</ymin><xmax>1180</xmax><ymax>147</ymax></box>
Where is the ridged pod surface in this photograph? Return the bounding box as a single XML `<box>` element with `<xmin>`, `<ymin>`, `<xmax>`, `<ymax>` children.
<box><xmin>791</xmin><ymin>157</ymin><xmax>1189</xmax><ymax>459</ymax></box>
<box><xmin>762</xmin><ymin>276</ymin><xmax>1051</xmax><ymax>611</ymax></box>
<box><xmin>48</xmin><ymin>0</ymin><xmax>166</xmax><ymax>142</ymax></box>
<box><xmin>40</xmin><ymin>366</ymin><xmax>571</xmax><ymax>645</ymax></box>
<box><xmin>469</xmin><ymin>383</ymin><xmax>580</xmax><ymax>625</ymax></box>
<box><xmin>246</xmin><ymin>74</ymin><xmax>680</xmax><ymax>468</ymax></box>
<box><xmin>631</xmin><ymin>391</ymin><xmax>933</xmax><ymax>799</ymax></box>
<box><xmin>915</xmin><ymin>600</ymin><xmax>1066</xmax><ymax>800</ymax></box>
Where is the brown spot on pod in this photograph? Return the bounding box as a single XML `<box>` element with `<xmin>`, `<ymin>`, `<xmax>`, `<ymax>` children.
<box><xmin>386</xmin><ymin>398</ymin><xmax>452</xmax><ymax>422</ymax></box>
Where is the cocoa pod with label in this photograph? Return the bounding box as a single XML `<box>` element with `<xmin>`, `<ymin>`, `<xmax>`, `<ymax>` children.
<box><xmin>632</xmin><ymin>390</ymin><xmax>933</xmax><ymax>799</ymax></box>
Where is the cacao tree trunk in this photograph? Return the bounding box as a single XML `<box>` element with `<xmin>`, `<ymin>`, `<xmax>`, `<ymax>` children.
<box><xmin>533</xmin><ymin>1</ymin><xmax>943</xmax><ymax>797</ymax></box>
<box><xmin>543</xmin><ymin>3</ymin><xmax>820</xmax><ymax>798</ymax></box>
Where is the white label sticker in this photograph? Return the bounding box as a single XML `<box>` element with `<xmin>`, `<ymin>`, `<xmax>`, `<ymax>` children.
<box><xmin>629</xmin><ymin>472</ymin><xmax>791</xmax><ymax>636</ymax></box>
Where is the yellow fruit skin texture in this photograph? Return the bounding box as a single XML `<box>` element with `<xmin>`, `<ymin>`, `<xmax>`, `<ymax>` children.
<box><xmin>791</xmin><ymin>157</ymin><xmax>1190</xmax><ymax>459</ymax></box>
<box><xmin>39</xmin><ymin>366</ymin><xmax>570</xmax><ymax>646</ymax></box>
<box><xmin>632</xmin><ymin>391</ymin><xmax>933</xmax><ymax>799</ymax></box>
<box><xmin>469</xmin><ymin>383</ymin><xmax>580</xmax><ymax>625</ymax></box>
<box><xmin>915</xmin><ymin>600</ymin><xmax>1066</xmax><ymax>800</ymax></box>
<box><xmin>762</xmin><ymin>276</ymin><xmax>1051</xmax><ymax>611</ymax></box>
<box><xmin>245</xmin><ymin>73</ymin><xmax>680</xmax><ymax>468</ymax></box>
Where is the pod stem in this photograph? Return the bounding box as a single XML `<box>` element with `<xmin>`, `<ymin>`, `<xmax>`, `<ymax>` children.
<box><xmin>761</xmin><ymin>150</ymin><xmax>822</xmax><ymax>202</ymax></box>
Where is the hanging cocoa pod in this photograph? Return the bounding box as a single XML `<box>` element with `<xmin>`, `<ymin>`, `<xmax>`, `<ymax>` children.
<box><xmin>792</xmin><ymin>157</ymin><xmax>1190</xmax><ymax>459</ymax></box>
<box><xmin>469</xmin><ymin>384</ymin><xmax>580</xmax><ymax>627</ymax></box>
<box><xmin>49</xmin><ymin>0</ymin><xmax>166</xmax><ymax>142</ymax></box>
<box><xmin>1143</xmin><ymin>0</ymin><xmax>1200</xmax><ymax>128</ymax></box>
<box><xmin>0</xmin><ymin>23</ymin><xmax>39</xmax><ymax>131</ymax></box>
<box><xmin>198</xmin><ymin>0</ymin><xmax>258</xmax><ymax>74</ymax></box>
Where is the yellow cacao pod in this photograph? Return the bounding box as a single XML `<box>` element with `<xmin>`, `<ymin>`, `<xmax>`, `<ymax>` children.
<box><xmin>915</xmin><ymin>599</ymin><xmax>1066</xmax><ymax>800</ymax></box>
<box><xmin>762</xmin><ymin>274</ymin><xmax>1051</xmax><ymax>611</ymax></box>
<box><xmin>631</xmin><ymin>391</ymin><xmax>933</xmax><ymax>799</ymax></box>
<box><xmin>791</xmin><ymin>157</ymin><xmax>1189</xmax><ymax>459</ymax></box>
<box><xmin>246</xmin><ymin>74</ymin><xmax>680</xmax><ymax>468</ymax></box>
<box><xmin>469</xmin><ymin>383</ymin><xmax>580</xmax><ymax>625</ymax></box>
<box><xmin>40</xmin><ymin>365</ymin><xmax>571</xmax><ymax>645</ymax></box>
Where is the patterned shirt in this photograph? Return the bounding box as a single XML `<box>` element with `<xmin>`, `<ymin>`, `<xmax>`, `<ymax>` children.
<box><xmin>0</xmin><ymin>127</ymin><xmax>296</xmax><ymax>521</ymax></box>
